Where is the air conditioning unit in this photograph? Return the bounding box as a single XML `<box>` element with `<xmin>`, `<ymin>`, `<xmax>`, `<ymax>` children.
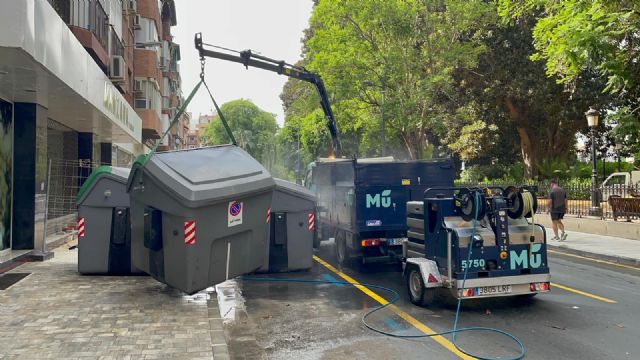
<box><xmin>109</xmin><ymin>55</ymin><xmax>125</xmax><ymax>81</ymax></box>
<box><xmin>134</xmin><ymin>15</ymin><xmax>141</xmax><ymax>29</ymax></box>
<box><xmin>134</xmin><ymin>98</ymin><xmax>149</xmax><ymax>109</ymax></box>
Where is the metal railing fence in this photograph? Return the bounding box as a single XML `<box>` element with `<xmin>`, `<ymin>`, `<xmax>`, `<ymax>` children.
<box><xmin>45</xmin><ymin>159</ymin><xmax>110</xmax><ymax>236</ymax></box>
<box><xmin>48</xmin><ymin>0</ymin><xmax>109</xmax><ymax>50</ymax></box>
<box><xmin>457</xmin><ymin>182</ymin><xmax>640</xmax><ymax>221</ymax></box>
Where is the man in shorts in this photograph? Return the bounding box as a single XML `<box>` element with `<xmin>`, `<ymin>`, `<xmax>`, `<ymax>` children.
<box><xmin>549</xmin><ymin>180</ymin><xmax>568</xmax><ymax>241</ymax></box>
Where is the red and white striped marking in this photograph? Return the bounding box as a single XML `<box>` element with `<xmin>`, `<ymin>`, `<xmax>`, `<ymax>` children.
<box><xmin>184</xmin><ymin>220</ymin><xmax>196</xmax><ymax>245</ymax></box>
<box><xmin>308</xmin><ymin>212</ymin><xmax>315</xmax><ymax>231</ymax></box>
<box><xmin>266</xmin><ymin>207</ymin><xmax>271</xmax><ymax>224</ymax></box>
<box><xmin>78</xmin><ymin>217</ymin><xmax>85</xmax><ymax>238</ymax></box>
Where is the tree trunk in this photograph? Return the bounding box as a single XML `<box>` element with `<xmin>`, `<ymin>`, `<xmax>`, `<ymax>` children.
<box><xmin>517</xmin><ymin>127</ymin><xmax>538</xmax><ymax>178</ymax></box>
<box><xmin>505</xmin><ymin>98</ymin><xmax>538</xmax><ymax>178</ymax></box>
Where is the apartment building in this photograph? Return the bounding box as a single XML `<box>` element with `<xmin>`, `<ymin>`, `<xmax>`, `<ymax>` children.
<box><xmin>132</xmin><ymin>0</ymin><xmax>189</xmax><ymax>151</ymax></box>
<box><xmin>196</xmin><ymin>114</ymin><xmax>214</xmax><ymax>145</ymax></box>
<box><xmin>0</xmin><ymin>0</ymin><xmax>187</xmax><ymax>263</ymax></box>
<box><xmin>186</xmin><ymin>121</ymin><xmax>201</xmax><ymax>149</ymax></box>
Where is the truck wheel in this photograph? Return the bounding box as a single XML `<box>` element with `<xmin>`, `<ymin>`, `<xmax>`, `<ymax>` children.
<box><xmin>336</xmin><ymin>232</ymin><xmax>349</xmax><ymax>266</ymax></box>
<box><xmin>406</xmin><ymin>265</ymin><xmax>435</xmax><ymax>307</ymax></box>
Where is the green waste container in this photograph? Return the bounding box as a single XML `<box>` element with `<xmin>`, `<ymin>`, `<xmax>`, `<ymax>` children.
<box><xmin>77</xmin><ymin>166</ymin><xmax>139</xmax><ymax>275</ymax></box>
<box><xmin>128</xmin><ymin>145</ymin><xmax>276</xmax><ymax>294</ymax></box>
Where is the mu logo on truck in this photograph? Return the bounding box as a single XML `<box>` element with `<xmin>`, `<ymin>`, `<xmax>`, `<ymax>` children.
<box><xmin>509</xmin><ymin>244</ymin><xmax>543</xmax><ymax>270</ymax></box>
<box><xmin>366</xmin><ymin>190</ymin><xmax>392</xmax><ymax>208</ymax></box>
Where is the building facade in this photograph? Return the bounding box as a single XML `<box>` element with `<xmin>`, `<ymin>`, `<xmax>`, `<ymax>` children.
<box><xmin>196</xmin><ymin>114</ymin><xmax>214</xmax><ymax>145</ymax></box>
<box><xmin>0</xmin><ymin>0</ymin><xmax>186</xmax><ymax>263</ymax></box>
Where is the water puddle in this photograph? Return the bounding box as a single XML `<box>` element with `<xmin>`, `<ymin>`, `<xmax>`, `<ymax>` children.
<box><xmin>216</xmin><ymin>279</ymin><xmax>246</xmax><ymax>324</ymax></box>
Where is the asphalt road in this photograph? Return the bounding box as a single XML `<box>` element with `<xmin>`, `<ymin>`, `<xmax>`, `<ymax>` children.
<box><xmin>221</xmin><ymin>241</ymin><xmax>640</xmax><ymax>360</ymax></box>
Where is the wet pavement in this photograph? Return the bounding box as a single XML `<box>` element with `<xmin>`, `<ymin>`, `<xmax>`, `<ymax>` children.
<box><xmin>224</xmin><ymin>239</ymin><xmax>640</xmax><ymax>360</ymax></box>
<box><xmin>0</xmin><ymin>238</ymin><xmax>227</xmax><ymax>360</ymax></box>
<box><xmin>1</xmin><ymin>236</ymin><xmax>638</xmax><ymax>359</ymax></box>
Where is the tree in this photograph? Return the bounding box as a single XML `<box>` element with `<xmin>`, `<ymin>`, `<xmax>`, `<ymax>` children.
<box><xmin>202</xmin><ymin>99</ymin><xmax>278</xmax><ymax>163</ymax></box>
<box><xmin>454</xmin><ymin>18</ymin><xmax>612</xmax><ymax>177</ymax></box>
<box><xmin>498</xmin><ymin>0</ymin><xmax>640</xmax><ymax>157</ymax></box>
<box><xmin>301</xmin><ymin>0</ymin><xmax>496</xmax><ymax>159</ymax></box>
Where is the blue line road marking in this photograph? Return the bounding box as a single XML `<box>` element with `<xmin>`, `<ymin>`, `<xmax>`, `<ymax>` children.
<box><xmin>383</xmin><ymin>317</ymin><xmax>403</xmax><ymax>330</ymax></box>
<box><xmin>321</xmin><ymin>273</ymin><xmax>346</xmax><ymax>287</ymax></box>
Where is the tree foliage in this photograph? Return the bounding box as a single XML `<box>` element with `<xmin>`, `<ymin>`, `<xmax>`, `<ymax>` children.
<box><xmin>282</xmin><ymin>0</ymin><xmax>496</xmax><ymax>160</ymax></box>
<box><xmin>278</xmin><ymin>0</ymin><xmax>639</xmax><ymax>179</ymax></box>
<box><xmin>456</xmin><ymin>18</ymin><xmax>613</xmax><ymax>177</ymax></box>
<box><xmin>202</xmin><ymin>99</ymin><xmax>278</xmax><ymax>163</ymax></box>
<box><xmin>498</xmin><ymin>0</ymin><xmax>640</xmax><ymax>156</ymax></box>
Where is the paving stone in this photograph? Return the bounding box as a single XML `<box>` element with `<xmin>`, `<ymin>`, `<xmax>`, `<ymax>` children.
<box><xmin>0</xmin><ymin>240</ymin><xmax>223</xmax><ymax>358</ymax></box>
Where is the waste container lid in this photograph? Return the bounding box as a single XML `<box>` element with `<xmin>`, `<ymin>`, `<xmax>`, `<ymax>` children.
<box><xmin>77</xmin><ymin>166</ymin><xmax>131</xmax><ymax>204</ymax></box>
<box><xmin>129</xmin><ymin>145</ymin><xmax>275</xmax><ymax>206</ymax></box>
<box><xmin>274</xmin><ymin>178</ymin><xmax>316</xmax><ymax>202</ymax></box>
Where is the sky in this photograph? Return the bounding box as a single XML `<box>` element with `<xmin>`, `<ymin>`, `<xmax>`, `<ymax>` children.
<box><xmin>174</xmin><ymin>0</ymin><xmax>314</xmax><ymax>126</ymax></box>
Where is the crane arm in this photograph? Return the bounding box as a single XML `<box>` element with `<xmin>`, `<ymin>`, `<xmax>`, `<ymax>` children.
<box><xmin>194</xmin><ymin>33</ymin><xmax>342</xmax><ymax>156</ymax></box>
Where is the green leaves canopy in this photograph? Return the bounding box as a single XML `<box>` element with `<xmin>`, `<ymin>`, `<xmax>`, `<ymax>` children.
<box><xmin>286</xmin><ymin>0</ymin><xmax>496</xmax><ymax>159</ymax></box>
<box><xmin>498</xmin><ymin>0</ymin><xmax>640</xmax><ymax>155</ymax></box>
<box><xmin>202</xmin><ymin>99</ymin><xmax>278</xmax><ymax>162</ymax></box>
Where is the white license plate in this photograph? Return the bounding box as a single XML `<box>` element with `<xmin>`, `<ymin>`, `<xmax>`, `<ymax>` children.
<box><xmin>387</xmin><ymin>238</ymin><xmax>403</xmax><ymax>246</ymax></box>
<box><xmin>476</xmin><ymin>285</ymin><xmax>512</xmax><ymax>296</ymax></box>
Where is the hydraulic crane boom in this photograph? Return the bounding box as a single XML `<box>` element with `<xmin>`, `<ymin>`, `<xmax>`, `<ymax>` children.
<box><xmin>194</xmin><ymin>33</ymin><xmax>342</xmax><ymax>157</ymax></box>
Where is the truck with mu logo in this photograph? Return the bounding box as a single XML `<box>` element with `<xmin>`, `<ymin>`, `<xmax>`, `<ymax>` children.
<box><xmin>306</xmin><ymin>157</ymin><xmax>454</xmax><ymax>266</ymax></box>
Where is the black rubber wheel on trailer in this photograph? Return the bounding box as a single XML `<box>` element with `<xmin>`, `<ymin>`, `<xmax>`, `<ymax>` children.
<box><xmin>406</xmin><ymin>265</ymin><xmax>436</xmax><ymax>307</ymax></box>
<box><xmin>336</xmin><ymin>231</ymin><xmax>350</xmax><ymax>267</ymax></box>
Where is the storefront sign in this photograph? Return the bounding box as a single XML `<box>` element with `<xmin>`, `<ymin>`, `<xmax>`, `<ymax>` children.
<box><xmin>103</xmin><ymin>83</ymin><xmax>134</xmax><ymax>132</ymax></box>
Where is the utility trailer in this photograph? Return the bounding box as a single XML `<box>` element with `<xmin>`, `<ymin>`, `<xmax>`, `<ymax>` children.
<box><xmin>307</xmin><ymin>157</ymin><xmax>454</xmax><ymax>265</ymax></box>
<box><xmin>403</xmin><ymin>186</ymin><xmax>551</xmax><ymax>305</ymax></box>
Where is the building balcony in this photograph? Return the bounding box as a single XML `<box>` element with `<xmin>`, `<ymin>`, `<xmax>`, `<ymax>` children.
<box><xmin>48</xmin><ymin>0</ymin><xmax>110</xmax><ymax>69</ymax></box>
<box><xmin>134</xmin><ymin>49</ymin><xmax>162</xmax><ymax>83</ymax></box>
<box><xmin>136</xmin><ymin>108</ymin><xmax>162</xmax><ymax>140</ymax></box>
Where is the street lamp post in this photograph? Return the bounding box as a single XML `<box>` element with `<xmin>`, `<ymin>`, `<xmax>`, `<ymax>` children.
<box><xmin>585</xmin><ymin>107</ymin><xmax>602</xmax><ymax>217</ymax></box>
<box><xmin>615</xmin><ymin>143</ymin><xmax>622</xmax><ymax>172</ymax></box>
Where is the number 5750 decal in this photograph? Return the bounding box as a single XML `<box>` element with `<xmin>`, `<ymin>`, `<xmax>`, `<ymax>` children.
<box><xmin>461</xmin><ymin>259</ymin><xmax>485</xmax><ymax>270</ymax></box>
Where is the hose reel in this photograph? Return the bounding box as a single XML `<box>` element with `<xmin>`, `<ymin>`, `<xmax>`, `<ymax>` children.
<box><xmin>503</xmin><ymin>186</ymin><xmax>537</xmax><ymax>219</ymax></box>
<box><xmin>456</xmin><ymin>188</ymin><xmax>486</xmax><ymax>222</ymax></box>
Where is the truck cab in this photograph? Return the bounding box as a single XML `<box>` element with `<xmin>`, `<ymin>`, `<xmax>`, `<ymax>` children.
<box><xmin>601</xmin><ymin>171</ymin><xmax>640</xmax><ymax>201</ymax></box>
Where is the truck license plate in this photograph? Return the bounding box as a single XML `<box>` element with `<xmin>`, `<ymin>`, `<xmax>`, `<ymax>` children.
<box><xmin>476</xmin><ymin>285</ymin><xmax>512</xmax><ymax>296</ymax></box>
<box><xmin>387</xmin><ymin>238</ymin><xmax>403</xmax><ymax>246</ymax></box>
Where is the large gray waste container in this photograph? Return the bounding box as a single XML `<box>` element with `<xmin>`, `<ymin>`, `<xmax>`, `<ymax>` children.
<box><xmin>128</xmin><ymin>145</ymin><xmax>276</xmax><ymax>294</ymax></box>
<box><xmin>257</xmin><ymin>179</ymin><xmax>316</xmax><ymax>273</ymax></box>
<box><xmin>77</xmin><ymin>166</ymin><xmax>138</xmax><ymax>275</ymax></box>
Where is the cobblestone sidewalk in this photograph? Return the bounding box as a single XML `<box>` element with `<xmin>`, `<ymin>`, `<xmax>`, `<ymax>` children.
<box><xmin>0</xmin><ymin>239</ymin><xmax>228</xmax><ymax>360</ymax></box>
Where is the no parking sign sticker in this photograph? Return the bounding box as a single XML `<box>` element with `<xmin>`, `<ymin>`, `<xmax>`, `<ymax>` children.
<box><xmin>228</xmin><ymin>201</ymin><xmax>243</xmax><ymax>227</ymax></box>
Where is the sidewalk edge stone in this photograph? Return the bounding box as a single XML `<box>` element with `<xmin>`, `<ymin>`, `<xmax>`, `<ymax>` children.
<box><xmin>548</xmin><ymin>243</ymin><xmax>640</xmax><ymax>268</ymax></box>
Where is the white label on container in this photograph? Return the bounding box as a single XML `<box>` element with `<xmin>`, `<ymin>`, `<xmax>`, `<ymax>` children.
<box><xmin>228</xmin><ymin>201</ymin><xmax>243</xmax><ymax>227</ymax></box>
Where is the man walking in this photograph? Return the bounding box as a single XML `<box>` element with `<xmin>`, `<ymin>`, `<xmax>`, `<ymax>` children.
<box><xmin>549</xmin><ymin>180</ymin><xmax>568</xmax><ymax>241</ymax></box>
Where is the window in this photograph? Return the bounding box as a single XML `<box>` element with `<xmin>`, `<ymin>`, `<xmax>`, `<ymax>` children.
<box><xmin>133</xmin><ymin>78</ymin><xmax>161</xmax><ymax>116</ymax></box>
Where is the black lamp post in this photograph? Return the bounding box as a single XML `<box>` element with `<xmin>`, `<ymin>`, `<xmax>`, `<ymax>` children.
<box><xmin>586</xmin><ymin>107</ymin><xmax>602</xmax><ymax>216</ymax></box>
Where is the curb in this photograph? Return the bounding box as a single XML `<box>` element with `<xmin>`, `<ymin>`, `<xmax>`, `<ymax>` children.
<box><xmin>548</xmin><ymin>243</ymin><xmax>640</xmax><ymax>268</ymax></box>
<box><xmin>207</xmin><ymin>289</ymin><xmax>230</xmax><ymax>360</ymax></box>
